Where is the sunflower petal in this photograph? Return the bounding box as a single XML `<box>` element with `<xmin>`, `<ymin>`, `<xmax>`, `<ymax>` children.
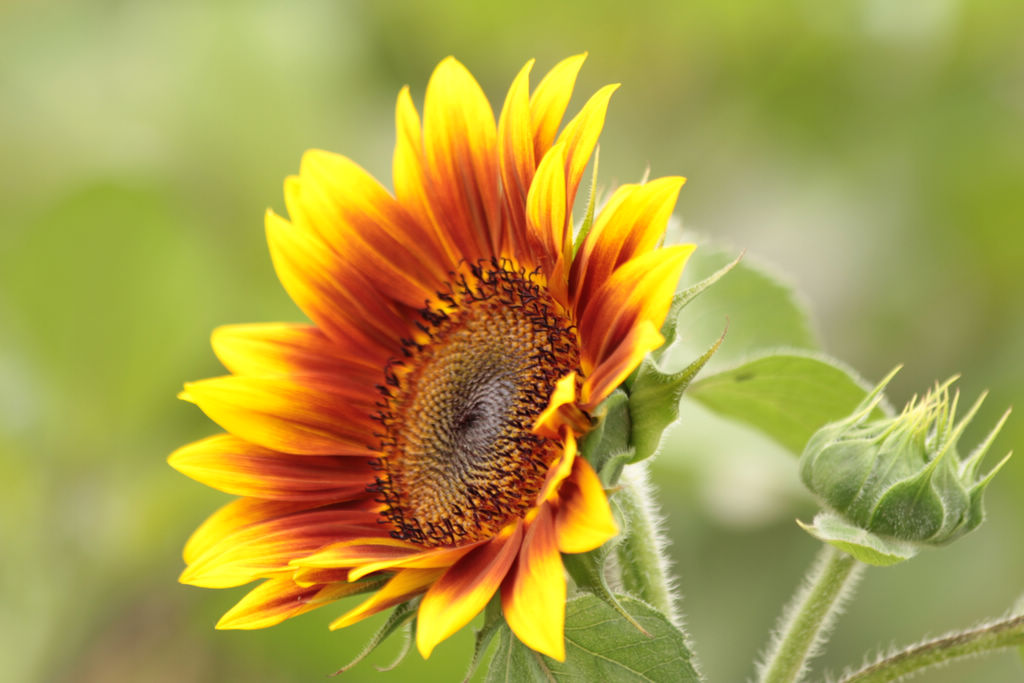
<box><xmin>571</xmin><ymin>176</ymin><xmax>686</xmax><ymax>317</ymax></box>
<box><xmin>181</xmin><ymin>504</ymin><xmax>382</xmax><ymax>589</ymax></box>
<box><xmin>330</xmin><ymin>568</ymin><xmax>444</xmax><ymax>630</ymax></box>
<box><xmin>180</xmin><ymin>375</ymin><xmax>377</xmax><ymax>456</ymax></box>
<box><xmin>578</xmin><ymin>245</ymin><xmax>696</xmax><ymax>373</ymax></box>
<box><xmin>554</xmin><ymin>83</ymin><xmax>618</xmax><ymax>213</ymax></box>
<box><xmin>526</xmin><ymin>142</ymin><xmax>569</xmax><ymax>281</ymax></box>
<box><xmin>291</xmin><ymin>536</ymin><xmax>479</xmax><ymax>581</ymax></box>
<box><xmin>292</xmin><ymin>149</ymin><xmax>448</xmax><ymax>302</ymax></box>
<box><xmin>393</xmin><ymin>86</ymin><xmax>461</xmax><ymax>268</ymax></box>
<box><xmin>581</xmin><ymin>320</ymin><xmax>664</xmax><ymax>408</ymax></box>
<box><xmin>182</xmin><ymin>498</ymin><xmax>310</xmax><ymax>565</ymax></box>
<box><xmin>533</xmin><ymin>371</ymin><xmax>588</xmax><ymax>440</ymax></box>
<box><xmin>422</xmin><ymin>57</ymin><xmax>501</xmax><ymax>262</ymax></box>
<box><xmin>530</xmin><ymin>54</ymin><xmax>587</xmax><ymax>160</ymax></box>
<box><xmin>501</xmin><ymin>505</ymin><xmax>566</xmax><ymax>661</ymax></box>
<box><xmin>216</xmin><ymin>577</ymin><xmax>371</xmax><ymax>630</ymax></box>
<box><xmin>416</xmin><ymin>522</ymin><xmax>524</xmax><ymax>658</ymax></box>
<box><xmin>265</xmin><ymin>209</ymin><xmax>405</xmax><ymax>358</ymax></box>
<box><xmin>498</xmin><ymin>59</ymin><xmax>536</xmax><ymax>253</ymax></box>
<box><xmin>211</xmin><ymin>322</ymin><xmax>380</xmax><ymax>378</ymax></box>
<box><xmin>168</xmin><ymin>434</ymin><xmax>374</xmax><ymax>502</ymax></box>
<box><xmin>554</xmin><ymin>457</ymin><xmax>618</xmax><ymax>554</ymax></box>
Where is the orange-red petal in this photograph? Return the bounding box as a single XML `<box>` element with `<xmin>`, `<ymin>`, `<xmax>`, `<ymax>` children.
<box><xmin>498</xmin><ymin>59</ymin><xmax>537</xmax><ymax>255</ymax></box>
<box><xmin>211</xmin><ymin>322</ymin><xmax>380</xmax><ymax>379</ymax></box>
<box><xmin>216</xmin><ymin>577</ymin><xmax>375</xmax><ymax>630</ymax></box>
<box><xmin>578</xmin><ymin>245</ymin><xmax>695</xmax><ymax>373</ymax></box>
<box><xmin>289</xmin><ymin>149</ymin><xmax>448</xmax><ymax>302</ymax></box>
<box><xmin>180</xmin><ymin>375</ymin><xmax>378</xmax><ymax>456</ymax></box>
<box><xmin>416</xmin><ymin>521</ymin><xmax>524</xmax><ymax>658</ymax></box>
<box><xmin>168</xmin><ymin>434</ymin><xmax>374</xmax><ymax>502</ymax></box>
<box><xmin>570</xmin><ymin>176</ymin><xmax>686</xmax><ymax>317</ymax></box>
<box><xmin>181</xmin><ymin>503</ymin><xmax>382</xmax><ymax>589</ymax></box>
<box><xmin>265</xmin><ymin>208</ymin><xmax>408</xmax><ymax>358</ymax></box>
<box><xmin>422</xmin><ymin>57</ymin><xmax>501</xmax><ymax>262</ymax></box>
<box><xmin>581</xmin><ymin>320</ymin><xmax>664</xmax><ymax>408</ymax></box>
<box><xmin>183</xmin><ymin>498</ymin><xmax>311</xmax><ymax>566</ymax></box>
<box><xmin>501</xmin><ymin>505</ymin><xmax>567</xmax><ymax>661</ymax></box>
<box><xmin>291</xmin><ymin>536</ymin><xmax>483</xmax><ymax>581</ymax></box>
<box><xmin>393</xmin><ymin>86</ymin><xmax>461</xmax><ymax>268</ymax></box>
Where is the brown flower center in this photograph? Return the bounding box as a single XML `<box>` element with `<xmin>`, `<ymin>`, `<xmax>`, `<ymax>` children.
<box><xmin>373</xmin><ymin>261</ymin><xmax>580</xmax><ymax>547</ymax></box>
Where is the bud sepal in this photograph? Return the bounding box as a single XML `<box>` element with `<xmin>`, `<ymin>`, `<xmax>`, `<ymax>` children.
<box><xmin>798</xmin><ymin>369</ymin><xmax>1011</xmax><ymax>565</ymax></box>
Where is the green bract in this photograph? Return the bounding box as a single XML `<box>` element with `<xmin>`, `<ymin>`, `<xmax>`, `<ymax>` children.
<box><xmin>799</xmin><ymin>369</ymin><xmax>1011</xmax><ymax>560</ymax></box>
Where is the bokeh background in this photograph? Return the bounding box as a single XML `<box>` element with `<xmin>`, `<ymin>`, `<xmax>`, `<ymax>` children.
<box><xmin>2</xmin><ymin>1</ymin><xmax>1022</xmax><ymax>681</ymax></box>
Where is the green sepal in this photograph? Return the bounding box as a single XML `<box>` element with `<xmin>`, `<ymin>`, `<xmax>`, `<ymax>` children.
<box><xmin>629</xmin><ymin>332</ymin><xmax>724</xmax><ymax>463</ymax></box>
<box><xmin>562</xmin><ymin>547</ymin><xmax>649</xmax><ymax>637</ymax></box>
<box><xmin>688</xmin><ymin>351</ymin><xmax>887</xmax><ymax>455</ymax></box>
<box><xmin>797</xmin><ymin>511</ymin><xmax>918</xmax><ymax>567</ymax></box>
<box><xmin>656</xmin><ymin>252</ymin><xmax>741</xmax><ymax>357</ymax></box>
<box><xmin>376</xmin><ymin>617</ymin><xmax>416</xmax><ymax>672</ymax></box>
<box><xmin>578</xmin><ymin>389</ymin><xmax>631</xmax><ymax>477</ymax></box>
<box><xmin>597</xmin><ymin>449</ymin><xmax>634</xmax><ymax>488</ymax></box>
<box><xmin>463</xmin><ymin>595</ymin><xmax>506</xmax><ymax>682</ymax></box>
<box><xmin>331</xmin><ymin>597</ymin><xmax>419</xmax><ymax>675</ymax></box>
<box><xmin>485</xmin><ymin>594</ymin><xmax>701</xmax><ymax>682</ymax></box>
<box><xmin>572</xmin><ymin>146</ymin><xmax>600</xmax><ymax>257</ymax></box>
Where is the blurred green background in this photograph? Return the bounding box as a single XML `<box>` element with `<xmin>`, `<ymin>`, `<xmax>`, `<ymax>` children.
<box><xmin>2</xmin><ymin>1</ymin><xmax>1022</xmax><ymax>681</ymax></box>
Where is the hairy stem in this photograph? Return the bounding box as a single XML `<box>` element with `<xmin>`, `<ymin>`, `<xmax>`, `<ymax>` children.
<box><xmin>838</xmin><ymin>614</ymin><xmax>1024</xmax><ymax>682</ymax></box>
<box><xmin>758</xmin><ymin>544</ymin><xmax>865</xmax><ymax>683</ymax></box>
<box><xmin>615</xmin><ymin>463</ymin><xmax>679</xmax><ymax>626</ymax></box>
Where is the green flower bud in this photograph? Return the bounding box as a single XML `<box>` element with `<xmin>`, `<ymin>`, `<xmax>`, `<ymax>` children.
<box><xmin>800</xmin><ymin>369</ymin><xmax>1011</xmax><ymax>551</ymax></box>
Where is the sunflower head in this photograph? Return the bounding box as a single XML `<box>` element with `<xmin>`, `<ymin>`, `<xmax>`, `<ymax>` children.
<box><xmin>170</xmin><ymin>54</ymin><xmax>693</xmax><ymax>663</ymax></box>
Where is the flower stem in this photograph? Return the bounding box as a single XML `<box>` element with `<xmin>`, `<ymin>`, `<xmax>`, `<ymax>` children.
<box><xmin>615</xmin><ymin>463</ymin><xmax>679</xmax><ymax>626</ymax></box>
<box><xmin>837</xmin><ymin>614</ymin><xmax>1024</xmax><ymax>682</ymax></box>
<box><xmin>757</xmin><ymin>544</ymin><xmax>865</xmax><ymax>683</ymax></box>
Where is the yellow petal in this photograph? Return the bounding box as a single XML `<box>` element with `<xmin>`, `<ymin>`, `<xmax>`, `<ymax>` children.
<box><xmin>329</xmin><ymin>568</ymin><xmax>443</xmax><ymax>630</ymax></box>
<box><xmin>526</xmin><ymin>142</ymin><xmax>569</xmax><ymax>278</ymax></box>
<box><xmin>530</xmin><ymin>54</ymin><xmax>587</xmax><ymax>159</ymax></box>
<box><xmin>500</xmin><ymin>505</ymin><xmax>567</xmax><ymax>661</ymax></box>
<box><xmin>554</xmin><ymin>83</ymin><xmax>618</xmax><ymax>212</ymax></box>
<box><xmin>555</xmin><ymin>457</ymin><xmax>618</xmax><ymax>554</ymax></box>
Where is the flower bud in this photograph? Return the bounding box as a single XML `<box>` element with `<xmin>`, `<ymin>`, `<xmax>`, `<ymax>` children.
<box><xmin>800</xmin><ymin>369</ymin><xmax>1011</xmax><ymax>549</ymax></box>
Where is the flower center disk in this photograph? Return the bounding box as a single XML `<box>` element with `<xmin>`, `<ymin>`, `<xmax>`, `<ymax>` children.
<box><xmin>374</xmin><ymin>262</ymin><xmax>580</xmax><ymax>547</ymax></box>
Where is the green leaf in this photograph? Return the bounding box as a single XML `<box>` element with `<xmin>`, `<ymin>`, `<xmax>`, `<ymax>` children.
<box><xmin>562</xmin><ymin>549</ymin><xmax>649</xmax><ymax>637</ymax></box>
<box><xmin>665</xmin><ymin>246</ymin><xmax>817</xmax><ymax>372</ymax></box>
<box><xmin>798</xmin><ymin>511</ymin><xmax>918</xmax><ymax>566</ymax></box>
<box><xmin>629</xmin><ymin>333</ymin><xmax>724</xmax><ymax>462</ymax></box>
<box><xmin>485</xmin><ymin>594</ymin><xmax>701</xmax><ymax>682</ymax></box>
<box><xmin>687</xmin><ymin>351</ymin><xmax>884</xmax><ymax>455</ymax></box>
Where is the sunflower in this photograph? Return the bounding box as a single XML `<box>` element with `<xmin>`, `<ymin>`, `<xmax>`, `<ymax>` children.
<box><xmin>170</xmin><ymin>54</ymin><xmax>693</xmax><ymax>662</ymax></box>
